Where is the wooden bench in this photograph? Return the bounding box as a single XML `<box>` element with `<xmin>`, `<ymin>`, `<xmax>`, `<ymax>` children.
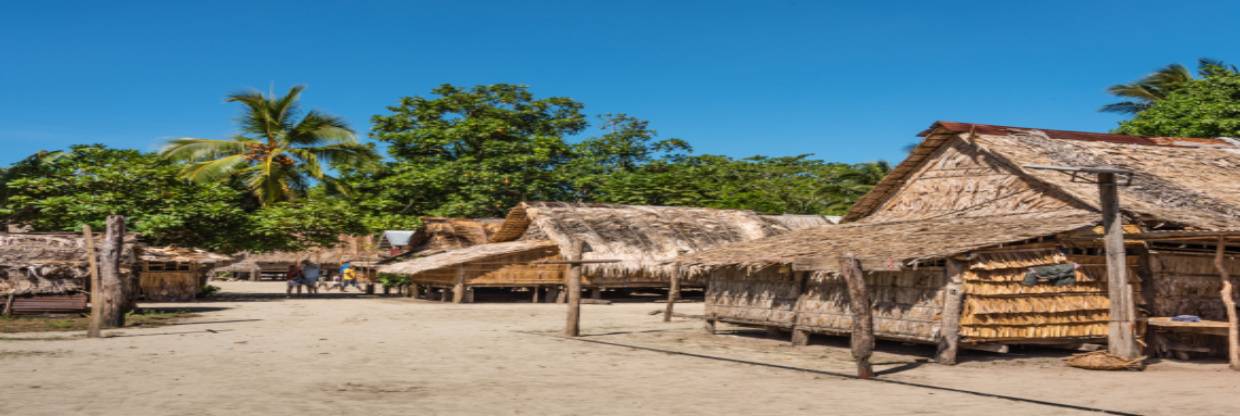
<box><xmin>8</xmin><ymin>294</ymin><xmax>89</xmax><ymax>315</ymax></box>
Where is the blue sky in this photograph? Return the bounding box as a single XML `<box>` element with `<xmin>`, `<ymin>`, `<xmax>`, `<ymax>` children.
<box><xmin>2</xmin><ymin>0</ymin><xmax>1238</xmax><ymax>166</ymax></box>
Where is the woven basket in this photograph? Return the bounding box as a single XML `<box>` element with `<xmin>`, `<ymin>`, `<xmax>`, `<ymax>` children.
<box><xmin>1064</xmin><ymin>351</ymin><xmax>1145</xmax><ymax>371</ymax></box>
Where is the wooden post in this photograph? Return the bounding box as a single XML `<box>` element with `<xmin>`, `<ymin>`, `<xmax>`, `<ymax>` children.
<box><xmin>249</xmin><ymin>265</ymin><xmax>260</xmax><ymax>281</ymax></box>
<box><xmin>663</xmin><ymin>265</ymin><xmax>681</xmax><ymax>322</ymax></box>
<box><xmin>97</xmin><ymin>216</ymin><xmax>127</xmax><ymax>328</ymax></box>
<box><xmin>452</xmin><ymin>265</ymin><xmax>466</xmax><ymax>304</ymax></box>
<box><xmin>936</xmin><ymin>259</ymin><xmax>966</xmax><ymax>364</ymax></box>
<box><xmin>840</xmin><ymin>254</ymin><xmax>874</xmax><ymax>379</ymax></box>
<box><xmin>84</xmin><ymin>225</ymin><xmax>103</xmax><ymax>337</ymax></box>
<box><xmin>1099</xmin><ymin>172</ymin><xmax>1140</xmax><ymax>360</ymax></box>
<box><xmin>3</xmin><ymin>292</ymin><xmax>15</xmax><ymax>317</ymax></box>
<box><xmin>564</xmin><ymin>240</ymin><xmax>584</xmax><ymax>337</ymax></box>
<box><xmin>591</xmin><ymin>288</ymin><xmax>602</xmax><ymax>300</ymax></box>
<box><xmin>553</xmin><ymin>287</ymin><xmax>566</xmax><ymax>304</ymax></box>
<box><xmin>1214</xmin><ymin>237</ymin><xmax>1240</xmax><ymax>370</ymax></box>
<box><xmin>789</xmin><ymin>270</ymin><xmax>810</xmax><ymax>346</ymax></box>
<box><xmin>531</xmin><ymin>286</ymin><xmax>540</xmax><ymax>303</ymax></box>
<box><xmin>407</xmin><ymin>282</ymin><xmax>417</xmax><ymax>298</ymax></box>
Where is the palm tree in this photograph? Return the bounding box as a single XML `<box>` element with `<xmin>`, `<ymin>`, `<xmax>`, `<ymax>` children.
<box><xmin>161</xmin><ymin>86</ymin><xmax>377</xmax><ymax>205</ymax></box>
<box><xmin>1101</xmin><ymin>58</ymin><xmax>1237</xmax><ymax>114</ymax></box>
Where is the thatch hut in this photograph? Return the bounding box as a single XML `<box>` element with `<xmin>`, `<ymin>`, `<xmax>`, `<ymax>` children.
<box><xmin>137</xmin><ymin>247</ymin><xmax>233</xmax><ymax>301</ymax></box>
<box><xmin>216</xmin><ymin>235</ymin><xmax>384</xmax><ymax>281</ymax></box>
<box><xmin>679</xmin><ymin>121</ymin><xmax>1240</xmax><ymax>362</ymax></box>
<box><xmin>379</xmin><ymin>202</ymin><xmax>822</xmax><ymax>302</ymax></box>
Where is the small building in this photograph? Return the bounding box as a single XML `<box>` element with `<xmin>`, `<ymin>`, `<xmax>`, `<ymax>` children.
<box><xmin>679</xmin><ymin>121</ymin><xmax>1240</xmax><ymax>361</ymax></box>
<box><xmin>138</xmin><ymin>247</ymin><xmax>233</xmax><ymax>301</ymax></box>
<box><xmin>379</xmin><ymin>202</ymin><xmax>828</xmax><ymax>302</ymax></box>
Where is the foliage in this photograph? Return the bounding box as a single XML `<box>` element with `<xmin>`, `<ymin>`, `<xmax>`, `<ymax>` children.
<box><xmin>377</xmin><ymin>273</ymin><xmax>411</xmax><ymax>288</ymax></box>
<box><xmin>246</xmin><ymin>198</ymin><xmax>368</xmax><ymax>252</ymax></box>
<box><xmin>1116</xmin><ymin>70</ymin><xmax>1240</xmax><ymax>138</ymax></box>
<box><xmin>366</xmin><ymin>83</ymin><xmax>587</xmax><ymax>218</ymax></box>
<box><xmin>1102</xmin><ymin>58</ymin><xmax>1236</xmax><ymax>114</ymax></box>
<box><xmin>161</xmin><ymin>85</ymin><xmax>379</xmax><ymax>206</ymax></box>
<box><xmin>0</xmin><ymin>145</ymin><xmax>252</xmax><ymax>252</ymax></box>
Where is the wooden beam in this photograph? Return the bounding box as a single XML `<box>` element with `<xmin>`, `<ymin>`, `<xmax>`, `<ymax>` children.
<box><xmin>936</xmin><ymin>259</ymin><xmax>966</xmax><ymax>364</ymax></box>
<box><xmin>1099</xmin><ymin>172</ymin><xmax>1140</xmax><ymax>360</ymax></box>
<box><xmin>97</xmin><ymin>216</ymin><xmax>127</xmax><ymax>328</ymax></box>
<box><xmin>1214</xmin><ymin>237</ymin><xmax>1240</xmax><ymax>370</ymax></box>
<box><xmin>84</xmin><ymin>224</ymin><xmax>102</xmax><ymax>337</ymax></box>
<box><xmin>452</xmin><ymin>265</ymin><xmax>465</xmax><ymax>304</ymax></box>
<box><xmin>564</xmin><ymin>240</ymin><xmax>584</xmax><ymax>337</ymax></box>
<box><xmin>840</xmin><ymin>254</ymin><xmax>874</xmax><ymax>379</ymax></box>
<box><xmin>663</xmin><ymin>265</ymin><xmax>681</xmax><ymax>322</ymax></box>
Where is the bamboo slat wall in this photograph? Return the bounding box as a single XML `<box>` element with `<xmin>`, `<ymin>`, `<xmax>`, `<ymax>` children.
<box><xmin>959</xmin><ymin>249</ymin><xmax>1126</xmax><ymax>342</ymax></box>
<box><xmin>705</xmin><ymin>267</ymin><xmax>801</xmax><ymax>326</ymax></box>
<box><xmin>410</xmin><ymin>250</ymin><xmax>565</xmax><ymax>287</ymax></box>
<box><xmin>796</xmin><ymin>268</ymin><xmax>946</xmax><ymax>342</ymax></box>
<box><xmin>865</xmin><ymin>139</ymin><xmax>1082</xmax><ymax>223</ymax></box>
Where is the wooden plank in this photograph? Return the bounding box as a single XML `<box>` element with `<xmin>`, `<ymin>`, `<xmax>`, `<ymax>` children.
<box><xmin>564</xmin><ymin>240</ymin><xmax>584</xmax><ymax>337</ymax></box>
<box><xmin>1099</xmin><ymin>172</ymin><xmax>1140</xmax><ymax>360</ymax></box>
<box><xmin>936</xmin><ymin>259</ymin><xmax>966</xmax><ymax>364</ymax></box>
<box><xmin>840</xmin><ymin>254</ymin><xmax>874</xmax><ymax>379</ymax></box>
<box><xmin>1215</xmin><ymin>237</ymin><xmax>1240</xmax><ymax>370</ymax></box>
<box><xmin>83</xmin><ymin>224</ymin><xmax>102</xmax><ymax>337</ymax></box>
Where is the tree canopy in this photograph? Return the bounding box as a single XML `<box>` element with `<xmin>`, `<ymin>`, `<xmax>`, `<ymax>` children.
<box><xmin>1116</xmin><ymin>68</ymin><xmax>1240</xmax><ymax>138</ymax></box>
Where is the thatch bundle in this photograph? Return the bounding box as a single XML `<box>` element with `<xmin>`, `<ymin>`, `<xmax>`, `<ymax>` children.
<box><xmin>406</xmin><ymin>217</ymin><xmax>504</xmax><ymax>252</ymax></box>
<box><xmin>1065</xmin><ymin>351</ymin><xmax>1145</xmax><ymax>371</ymax></box>
<box><xmin>489</xmin><ymin>202</ymin><xmax>799</xmax><ymax>280</ymax></box>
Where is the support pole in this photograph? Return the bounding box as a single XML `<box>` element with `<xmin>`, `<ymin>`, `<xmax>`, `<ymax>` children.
<box><xmin>84</xmin><ymin>225</ymin><xmax>102</xmax><ymax>337</ymax></box>
<box><xmin>531</xmin><ymin>287</ymin><xmax>540</xmax><ymax>303</ymax></box>
<box><xmin>1099</xmin><ymin>172</ymin><xmax>1139</xmax><ymax>360</ymax></box>
<box><xmin>936</xmin><ymin>259</ymin><xmax>966</xmax><ymax>364</ymax></box>
<box><xmin>663</xmin><ymin>264</ymin><xmax>681</xmax><ymax>322</ymax></box>
<box><xmin>452</xmin><ymin>265</ymin><xmax>466</xmax><ymax>304</ymax></box>
<box><xmin>98</xmin><ymin>215</ymin><xmax>127</xmax><ymax>328</ymax></box>
<box><xmin>1214</xmin><ymin>237</ymin><xmax>1240</xmax><ymax>370</ymax></box>
<box><xmin>564</xmin><ymin>240</ymin><xmax>584</xmax><ymax>337</ymax></box>
<box><xmin>840</xmin><ymin>254</ymin><xmax>874</xmax><ymax>379</ymax></box>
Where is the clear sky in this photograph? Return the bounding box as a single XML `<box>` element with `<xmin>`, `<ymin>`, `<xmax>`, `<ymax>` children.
<box><xmin>2</xmin><ymin>1</ymin><xmax>1238</xmax><ymax>166</ymax></box>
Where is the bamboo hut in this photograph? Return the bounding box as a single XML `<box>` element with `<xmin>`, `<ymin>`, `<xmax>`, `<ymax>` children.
<box><xmin>137</xmin><ymin>247</ymin><xmax>233</xmax><ymax>301</ymax></box>
<box><xmin>216</xmin><ymin>235</ymin><xmax>384</xmax><ymax>281</ymax></box>
<box><xmin>679</xmin><ymin>121</ymin><xmax>1240</xmax><ymax>361</ymax></box>
<box><xmin>379</xmin><ymin>202</ymin><xmax>819</xmax><ymax>302</ymax></box>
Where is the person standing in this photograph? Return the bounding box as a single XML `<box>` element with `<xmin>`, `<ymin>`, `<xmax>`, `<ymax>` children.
<box><xmin>340</xmin><ymin>262</ymin><xmax>361</xmax><ymax>292</ymax></box>
<box><xmin>286</xmin><ymin>262</ymin><xmax>304</xmax><ymax>297</ymax></box>
<box><xmin>301</xmin><ymin>260</ymin><xmax>321</xmax><ymax>295</ymax></box>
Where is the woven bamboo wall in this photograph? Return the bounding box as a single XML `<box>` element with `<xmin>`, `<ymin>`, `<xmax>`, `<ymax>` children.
<box><xmin>1148</xmin><ymin>251</ymin><xmax>1240</xmax><ymax>320</ymax></box>
<box><xmin>139</xmin><ymin>262</ymin><xmax>201</xmax><ymax>302</ymax></box>
<box><xmin>866</xmin><ymin>139</ymin><xmax>1079</xmax><ymax>223</ymax></box>
<box><xmin>960</xmin><ymin>249</ymin><xmax>1129</xmax><ymax>342</ymax></box>
<box><xmin>705</xmin><ymin>267</ymin><xmax>800</xmax><ymax>327</ymax></box>
<box><xmin>411</xmin><ymin>250</ymin><xmax>565</xmax><ymax>287</ymax></box>
<box><xmin>796</xmin><ymin>268</ymin><xmax>946</xmax><ymax>342</ymax></box>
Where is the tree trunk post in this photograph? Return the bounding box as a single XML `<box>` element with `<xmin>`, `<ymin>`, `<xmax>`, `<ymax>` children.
<box><xmin>98</xmin><ymin>216</ymin><xmax>127</xmax><ymax>328</ymax></box>
<box><xmin>84</xmin><ymin>225</ymin><xmax>102</xmax><ymax>337</ymax></box>
<box><xmin>1214</xmin><ymin>237</ymin><xmax>1240</xmax><ymax>370</ymax></box>
<box><xmin>936</xmin><ymin>259</ymin><xmax>966</xmax><ymax>364</ymax></box>
<box><xmin>531</xmin><ymin>286</ymin><xmax>540</xmax><ymax>303</ymax></box>
<box><xmin>1099</xmin><ymin>173</ymin><xmax>1140</xmax><ymax>360</ymax></box>
<box><xmin>564</xmin><ymin>240</ymin><xmax>584</xmax><ymax>337</ymax></box>
<box><xmin>663</xmin><ymin>264</ymin><xmax>681</xmax><ymax>322</ymax></box>
<box><xmin>840</xmin><ymin>254</ymin><xmax>874</xmax><ymax>379</ymax></box>
<box><xmin>452</xmin><ymin>265</ymin><xmax>466</xmax><ymax>304</ymax></box>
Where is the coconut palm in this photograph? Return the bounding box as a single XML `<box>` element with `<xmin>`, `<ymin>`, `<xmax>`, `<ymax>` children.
<box><xmin>1102</xmin><ymin>58</ymin><xmax>1237</xmax><ymax>114</ymax></box>
<box><xmin>161</xmin><ymin>86</ymin><xmax>377</xmax><ymax>205</ymax></box>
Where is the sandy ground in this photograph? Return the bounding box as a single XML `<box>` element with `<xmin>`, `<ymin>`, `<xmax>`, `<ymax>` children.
<box><xmin>2</xmin><ymin>281</ymin><xmax>1237</xmax><ymax>416</ymax></box>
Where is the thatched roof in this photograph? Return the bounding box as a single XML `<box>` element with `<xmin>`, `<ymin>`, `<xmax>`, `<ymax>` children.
<box><xmin>214</xmin><ymin>235</ymin><xmax>386</xmax><ymax>272</ymax></box>
<box><xmin>140</xmin><ymin>246</ymin><xmax>234</xmax><ymax>264</ymax></box>
<box><xmin>481</xmin><ymin>201</ymin><xmax>797</xmax><ymax>279</ymax></box>
<box><xmin>845</xmin><ymin>121</ymin><xmax>1240</xmax><ymax>229</ymax></box>
<box><xmin>378</xmin><ymin>240</ymin><xmax>558</xmax><ymax>276</ymax></box>
<box><xmin>761</xmin><ymin>214</ymin><xmax>840</xmax><ymax>229</ymax></box>
<box><xmin>408</xmin><ymin>217</ymin><xmax>504</xmax><ymax>252</ymax></box>
<box><xmin>679</xmin><ymin>211</ymin><xmax>1100</xmax><ymax>274</ymax></box>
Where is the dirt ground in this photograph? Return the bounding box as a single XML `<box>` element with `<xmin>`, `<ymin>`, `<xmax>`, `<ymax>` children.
<box><xmin>1</xmin><ymin>281</ymin><xmax>1236</xmax><ymax>416</ymax></box>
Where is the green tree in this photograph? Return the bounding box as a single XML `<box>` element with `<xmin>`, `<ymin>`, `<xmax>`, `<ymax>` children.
<box><xmin>0</xmin><ymin>145</ymin><xmax>252</xmax><ymax>252</ymax></box>
<box><xmin>161</xmin><ymin>85</ymin><xmax>378</xmax><ymax>205</ymax></box>
<box><xmin>366</xmin><ymin>84</ymin><xmax>587</xmax><ymax>217</ymax></box>
<box><xmin>1102</xmin><ymin>58</ymin><xmax>1236</xmax><ymax>114</ymax></box>
<box><xmin>1116</xmin><ymin>69</ymin><xmax>1240</xmax><ymax>138</ymax></box>
<box><xmin>560</xmin><ymin>113</ymin><xmax>691</xmax><ymax>201</ymax></box>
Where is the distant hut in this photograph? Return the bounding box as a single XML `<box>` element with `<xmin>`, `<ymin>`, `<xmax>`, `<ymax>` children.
<box><xmin>378</xmin><ymin>202</ymin><xmax>819</xmax><ymax>303</ymax></box>
<box><xmin>679</xmin><ymin>122</ymin><xmax>1240</xmax><ymax>362</ymax></box>
<box><xmin>138</xmin><ymin>247</ymin><xmax>233</xmax><ymax>301</ymax></box>
<box><xmin>215</xmin><ymin>235</ymin><xmax>384</xmax><ymax>281</ymax></box>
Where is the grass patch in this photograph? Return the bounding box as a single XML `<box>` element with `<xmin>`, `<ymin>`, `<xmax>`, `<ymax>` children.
<box><xmin>0</xmin><ymin>309</ymin><xmax>199</xmax><ymax>333</ymax></box>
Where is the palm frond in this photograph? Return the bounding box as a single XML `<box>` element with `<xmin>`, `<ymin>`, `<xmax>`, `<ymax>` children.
<box><xmin>160</xmin><ymin>137</ymin><xmax>251</xmax><ymax>161</ymax></box>
<box><xmin>179</xmin><ymin>154</ymin><xmax>248</xmax><ymax>183</ymax></box>
<box><xmin>1099</xmin><ymin>101</ymin><xmax>1150</xmax><ymax>114</ymax></box>
<box><xmin>289</xmin><ymin>110</ymin><xmax>355</xmax><ymax>145</ymax></box>
<box><xmin>303</xmin><ymin>142</ymin><xmax>380</xmax><ymax>170</ymax></box>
